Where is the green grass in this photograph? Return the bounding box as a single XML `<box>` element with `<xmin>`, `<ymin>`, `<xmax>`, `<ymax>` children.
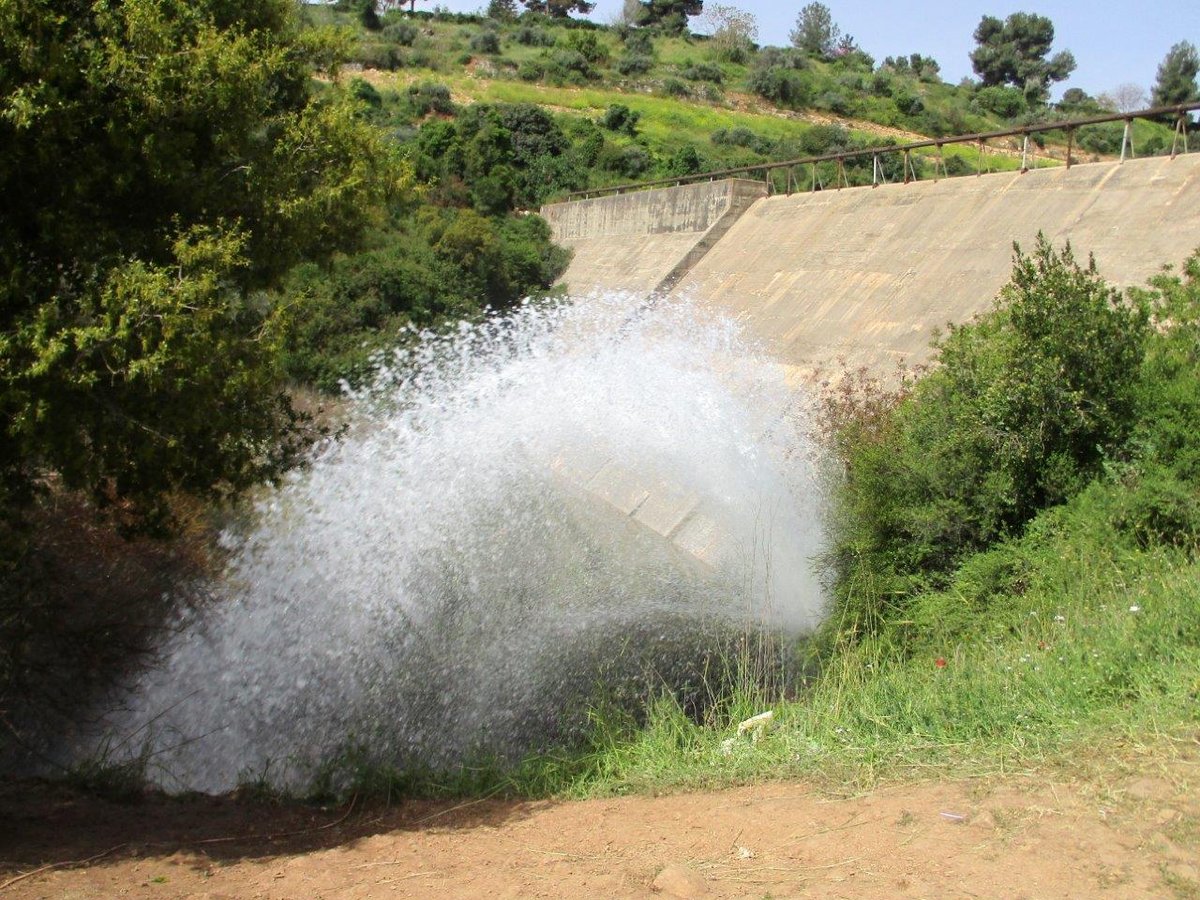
<box><xmin>304</xmin><ymin>477</ymin><xmax>1197</xmax><ymax>805</ymax></box>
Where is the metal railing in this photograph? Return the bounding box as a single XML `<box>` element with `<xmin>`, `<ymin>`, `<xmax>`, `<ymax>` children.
<box><xmin>560</xmin><ymin>101</ymin><xmax>1199</xmax><ymax>202</ymax></box>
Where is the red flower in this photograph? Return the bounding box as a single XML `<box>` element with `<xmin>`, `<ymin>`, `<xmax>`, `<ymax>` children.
<box><xmin>935</xmin><ymin>657</ymin><xmax>947</xmax><ymax>668</ymax></box>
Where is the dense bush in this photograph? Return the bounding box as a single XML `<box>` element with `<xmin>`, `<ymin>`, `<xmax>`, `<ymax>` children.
<box><xmin>469</xmin><ymin>30</ymin><xmax>501</xmax><ymax>54</ymax></box>
<box><xmin>681</xmin><ymin>62</ymin><xmax>724</xmax><ymax>84</ymax></box>
<box><xmin>601</xmin><ymin>104</ymin><xmax>641</xmax><ymax>136</ymax></box>
<box><xmin>616</xmin><ymin>54</ymin><xmax>654</xmax><ymax>76</ymax></box>
<box><xmin>407</xmin><ymin>81</ymin><xmax>455</xmax><ymax>116</ymax></box>
<box><xmin>514</xmin><ymin>26</ymin><xmax>556</xmax><ymax>46</ymax></box>
<box><xmin>748</xmin><ymin>66</ymin><xmax>810</xmax><ymax>107</ymax></box>
<box><xmin>822</xmin><ymin>237</ymin><xmax>1152</xmax><ymax>628</ymax></box>
<box><xmin>281</xmin><ymin>212</ymin><xmax>569</xmax><ymax>391</ymax></box>
<box><xmin>973</xmin><ymin>84</ymin><xmax>1026</xmax><ymax>118</ymax></box>
<box><xmin>383</xmin><ymin>21</ymin><xmax>418</xmax><ymax>45</ymax></box>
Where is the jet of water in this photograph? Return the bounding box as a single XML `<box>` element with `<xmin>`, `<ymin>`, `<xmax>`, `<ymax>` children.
<box><xmin>83</xmin><ymin>293</ymin><xmax>827</xmax><ymax>793</ymax></box>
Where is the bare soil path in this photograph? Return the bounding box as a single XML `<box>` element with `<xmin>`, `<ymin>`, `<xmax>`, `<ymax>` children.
<box><xmin>3</xmin><ymin>744</ymin><xmax>1197</xmax><ymax>899</ymax></box>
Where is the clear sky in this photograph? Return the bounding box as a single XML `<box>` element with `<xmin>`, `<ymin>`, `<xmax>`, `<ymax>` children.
<box><xmin>416</xmin><ymin>1</ymin><xmax>1199</xmax><ymax>99</ymax></box>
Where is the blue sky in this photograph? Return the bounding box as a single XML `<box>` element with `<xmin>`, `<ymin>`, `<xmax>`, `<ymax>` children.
<box><xmin>414</xmin><ymin>1</ymin><xmax>1198</xmax><ymax>98</ymax></box>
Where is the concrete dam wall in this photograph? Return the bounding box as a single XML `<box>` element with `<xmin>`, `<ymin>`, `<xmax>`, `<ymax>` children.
<box><xmin>544</xmin><ymin>153</ymin><xmax>1200</xmax><ymax>382</ymax></box>
<box><xmin>541</xmin><ymin>178</ymin><xmax>767</xmax><ymax>298</ymax></box>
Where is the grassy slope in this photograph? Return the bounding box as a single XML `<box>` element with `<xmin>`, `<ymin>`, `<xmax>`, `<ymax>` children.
<box><xmin>312</xmin><ymin>8</ymin><xmax>1179</xmax><ymax>197</ymax></box>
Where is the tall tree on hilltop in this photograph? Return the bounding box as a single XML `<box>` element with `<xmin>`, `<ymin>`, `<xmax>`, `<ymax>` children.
<box><xmin>518</xmin><ymin>0</ymin><xmax>595</xmax><ymax>16</ymax></box>
<box><xmin>1152</xmin><ymin>41</ymin><xmax>1200</xmax><ymax>107</ymax></box>
<box><xmin>634</xmin><ymin>0</ymin><xmax>703</xmax><ymax>35</ymax></box>
<box><xmin>790</xmin><ymin>2</ymin><xmax>840</xmax><ymax>58</ymax></box>
<box><xmin>970</xmin><ymin>12</ymin><xmax>1075</xmax><ymax>105</ymax></box>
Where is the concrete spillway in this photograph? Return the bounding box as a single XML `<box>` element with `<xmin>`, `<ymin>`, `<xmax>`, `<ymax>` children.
<box><xmin>544</xmin><ymin>153</ymin><xmax>1200</xmax><ymax>383</ymax></box>
<box><xmin>541</xmin><ymin>153</ymin><xmax>1200</xmax><ymax>566</ymax></box>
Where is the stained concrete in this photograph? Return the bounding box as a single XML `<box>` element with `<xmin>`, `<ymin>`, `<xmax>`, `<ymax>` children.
<box><xmin>546</xmin><ymin>154</ymin><xmax>1200</xmax><ymax>381</ymax></box>
<box><xmin>541</xmin><ymin>178</ymin><xmax>767</xmax><ymax>298</ymax></box>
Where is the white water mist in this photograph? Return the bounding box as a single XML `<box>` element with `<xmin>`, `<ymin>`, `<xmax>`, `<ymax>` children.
<box><xmin>88</xmin><ymin>293</ymin><xmax>826</xmax><ymax>793</ymax></box>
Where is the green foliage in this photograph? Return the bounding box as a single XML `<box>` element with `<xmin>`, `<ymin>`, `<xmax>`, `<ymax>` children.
<box><xmin>382</xmin><ymin>21</ymin><xmax>418</xmax><ymax>45</ymax></box>
<box><xmin>1152</xmin><ymin>41</ymin><xmax>1200</xmax><ymax>108</ymax></box>
<box><xmin>470</xmin><ymin>30</ymin><xmax>502</xmax><ymax>54</ymax></box>
<box><xmin>973</xmin><ymin>84</ymin><xmax>1027</xmax><ymax>118</ymax></box>
<box><xmin>601</xmin><ymin>104</ymin><xmax>642</xmax><ymax>135</ymax></box>
<box><xmin>0</xmin><ymin>0</ymin><xmax>398</xmax><ymax>528</ymax></box>
<box><xmin>681</xmin><ymin>62</ymin><xmax>724</xmax><ymax>84</ymax></box>
<box><xmin>513</xmin><ymin>25</ymin><xmax>557</xmax><ymax>47</ymax></box>
<box><xmin>281</xmin><ymin>212</ymin><xmax>569</xmax><ymax>391</ymax></box>
<box><xmin>617</xmin><ymin>54</ymin><xmax>655</xmax><ymax>75</ymax></box>
<box><xmin>487</xmin><ymin>0</ymin><xmax>520</xmax><ymax>21</ymax></box>
<box><xmin>748</xmin><ymin>66</ymin><xmax>810</xmax><ymax>107</ymax></box>
<box><xmin>969</xmin><ymin>13</ymin><xmax>1075</xmax><ymax>105</ymax></box>
<box><xmin>563</xmin><ymin>29</ymin><xmax>610</xmax><ymax>64</ymax></box>
<box><xmin>634</xmin><ymin>0</ymin><xmax>703</xmax><ymax>35</ymax></box>
<box><xmin>822</xmin><ymin>238</ymin><xmax>1150</xmax><ymax>630</ymax></box>
<box><xmin>790</xmin><ymin>2</ymin><xmax>840</xmax><ymax>58</ymax></box>
<box><xmin>519</xmin><ymin>0</ymin><xmax>595</xmax><ymax>16</ymax></box>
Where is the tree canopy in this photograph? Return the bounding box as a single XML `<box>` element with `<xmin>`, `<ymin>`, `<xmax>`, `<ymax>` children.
<box><xmin>1152</xmin><ymin>41</ymin><xmax>1200</xmax><ymax>108</ymax></box>
<box><xmin>633</xmin><ymin>0</ymin><xmax>703</xmax><ymax>35</ymax></box>
<box><xmin>0</xmin><ymin>0</ymin><xmax>400</xmax><ymax>529</ymax></box>
<box><xmin>969</xmin><ymin>12</ymin><xmax>1075</xmax><ymax>105</ymax></box>
<box><xmin>790</xmin><ymin>2</ymin><xmax>840</xmax><ymax>58</ymax></box>
<box><xmin>518</xmin><ymin>0</ymin><xmax>595</xmax><ymax>16</ymax></box>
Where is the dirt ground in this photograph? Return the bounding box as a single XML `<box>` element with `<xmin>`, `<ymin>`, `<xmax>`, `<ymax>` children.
<box><xmin>3</xmin><ymin>744</ymin><xmax>1198</xmax><ymax>899</ymax></box>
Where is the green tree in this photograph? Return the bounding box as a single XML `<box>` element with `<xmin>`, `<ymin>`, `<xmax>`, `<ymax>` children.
<box><xmin>0</xmin><ymin>0</ymin><xmax>399</xmax><ymax>529</ymax></box>
<box><xmin>969</xmin><ymin>13</ymin><xmax>1075</xmax><ymax>105</ymax></box>
<box><xmin>519</xmin><ymin>0</ymin><xmax>595</xmax><ymax>16</ymax></box>
<box><xmin>634</xmin><ymin>0</ymin><xmax>703</xmax><ymax>35</ymax></box>
<box><xmin>1151</xmin><ymin>41</ymin><xmax>1200</xmax><ymax>108</ymax></box>
<box><xmin>790</xmin><ymin>2</ymin><xmax>840</xmax><ymax>58</ymax></box>
<box><xmin>487</xmin><ymin>0</ymin><xmax>520</xmax><ymax>20</ymax></box>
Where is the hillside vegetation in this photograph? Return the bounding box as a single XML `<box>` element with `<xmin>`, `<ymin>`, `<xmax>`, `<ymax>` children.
<box><xmin>311</xmin><ymin>3</ymin><xmax>1183</xmax><ymax>206</ymax></box>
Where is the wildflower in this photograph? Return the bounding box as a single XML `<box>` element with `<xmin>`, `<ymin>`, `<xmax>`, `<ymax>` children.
<box><xmin>935</xmin><ymin>657</ymin><xmax>947</xmax><ymax>668</ymax></box>
<box><xmin>1129</xmin><ymin>605</ymin><xmax>1141</xmax><ymax>613</ymax></box>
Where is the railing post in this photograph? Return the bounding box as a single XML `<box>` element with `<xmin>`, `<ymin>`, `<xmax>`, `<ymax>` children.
<box><xmin>1066</xmin><ymin>127</ymin><xmax>1074</xmax><ymax>169</ymax></box>
<box><xmin>1171</xmin><ymin>113</ymin><xmax>1189</xmax><ymax>158</ymax></box>
<box><xmin>1020</xmin><ymin>134</ymin><xmax>1029</xmax><ymax>173</ymax></box>
<box><xmin>1120</xmin><ymin>118</ymin><xmax>1133</xmax><ymax>162</ymax></box>
<box><xmin>811</xmin><ymin>161</ymin><xmax>817</xmax><ymax>192</ymax></box>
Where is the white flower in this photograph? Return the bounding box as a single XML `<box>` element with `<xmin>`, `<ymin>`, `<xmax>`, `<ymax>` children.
<box><xmin>1129</xmin><ymin>605</ymin><xmax>1141</xmax><ymax>613</ymax></box>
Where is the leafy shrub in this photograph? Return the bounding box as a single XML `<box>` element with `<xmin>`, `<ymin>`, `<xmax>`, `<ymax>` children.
<box><xmin>621</xmin><ymin>28</ymin><xmax>654</xmax><ymax>56</ymax></box>
<box><xmin>824</xmin><ymin>237</ymin><xmax>1151</xmax><ymax>618</ymax></box>
<box><xmin>814</xmin><ymin>90</ymin><xmax>851</xmax><ymax>115</ymax></box>
<box><xmin>349</xmin><ymin>77</ymin><xmax>383</xmax><ymax>110</ymax></box>
<box><xmin>598</xmin><ymin>144</ymin><xmax>653</xmax><ymax>178</ymax></box>
<box><xmin>665</xmin><ymin>145</ymin><xmax>703</xmax><ymax>176</ymax></box>
<box><xmin>973</xmin><ymin>85</ymin><xmax>1026</xmax><ymax>118</ymax></box>
<box><xmin>616</xmin><ymin>54</ymin><xmax>654</xmax><ymax>76</ymax></box>
<box><xmin>600</xmin><ymin>104</ymin><xmax>641</xmax><ymax>136</ymax></box>
<box><xmin>893</xmin><ymin>92</ymin><xmax>924</xmax><ymax>116</ymax></box>
<box><xmin>383</xmin><ymin>22</ymin><xmax>418</xmax><ymax>45</ymax></box>
<box><xmin>354</xmin><ymin>42</ymin><xmax>404</xmax><ymax>70</ymax></box>
<box><xmin>681</xmin><ymin>62</ymin><xmax>724</xmax><ymax>84</ymax></box>
<box><xmin>518</xmin><ymin>59</ymin><xmax>545</xmax><ymax>80</ymax></box>
<box><xmin>661</xmin><ymin>77</ymin><xmax>690</xmax><ymax>97</ymax></box>
<box><xmin>748</xmin><ymin>67</ymin><xmax>809</xmax><ymax>107</ymax></box>
<box><xmin>407</xmin><ymin>81</ymin><xmax>454</xmax><ymax>116</ymax></box>
<box><xmin>469</xmin><ymin>31</ymin><xmax>501</xmax><ymax>54</ymax></box>
<box><xmin>513</xmin><ymin>26</ymin><xmax>556</xmax><ymax>47</ymax></box>
<box><xmin>870</xmin><ymin>71</ymin><xmax>894</xmax><ymax>97</ymax></box>
<box><xmin>564</xmin><ymin>30</ymin><xmax>609</xmax><ymax>65</ymax></box>
<box><xmin>544</xmin><ymin>50</ymin><xmax>595</xmax><ymax>83</ymax></box>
